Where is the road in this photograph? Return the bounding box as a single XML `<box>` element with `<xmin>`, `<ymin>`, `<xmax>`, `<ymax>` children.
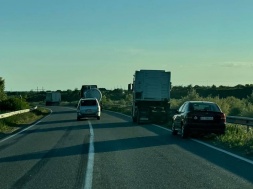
<box><xmin>0</xmin><ymin>106</ymin><xmax>253</xmax><ymax>189</ymax></box>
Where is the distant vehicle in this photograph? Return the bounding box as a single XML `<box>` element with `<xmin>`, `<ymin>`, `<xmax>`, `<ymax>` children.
<box><xmin>129</xmin><ymin>70</ymin><xmax>171</xmax><ymax>124</ymax></box>
<box><xmin>45</xmin><ymin>92</ymin><xmax>61</xmax><ymax>106</ymax></box>
<box><xmin>80</xmin><ymin>85</ymin><xmax>103</xmax><ymax>110</ymax></box>
<box><xmin>77</xmin><ymin>98</ymin><xmax>101</xmax><ymax>120</ymax></box>
<box><xmin>80</xmin><ymin>85</ymin><xmax>98</xmax><ymax>98</ymax></box>
<box><xmin>172</xmin><ymin>101</ymin><xmax>226</xmax><ymax>138</ymax></box>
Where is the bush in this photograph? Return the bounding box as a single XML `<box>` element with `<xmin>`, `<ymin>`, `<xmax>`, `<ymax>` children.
<box><xmin>170</xmin><ymin>89</ymin><xmax>253</xmax><ymax>117</ymax></box>
<box><xmin>247</xmin><ymin>92</ymin><xmax>253</xmax><ymax>104</ymax></box>
<box><xmin>0</xmin><ymin>107</ymin><xmax>50</xmax><ymax>134</ymax></box>
<box><xmin>240</xmin><ymin>102</ymin><xmax>253</xmax><ymax>117</ymax></box>
<box><xmin>0</xmin><ymin>97</ymin><xmax>30</xmax><ymax>111</ymax></box>
<box><xmin>216</xmin><ymin>124</ymin><xmax>253</xmax><ymax>155</ymax></box>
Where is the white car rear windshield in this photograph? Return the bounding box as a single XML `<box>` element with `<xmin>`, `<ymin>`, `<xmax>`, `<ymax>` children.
<box><xmin>81</xmin><ymin>100</ymin><xmax>97</xmax><ymax>106</ymax></box>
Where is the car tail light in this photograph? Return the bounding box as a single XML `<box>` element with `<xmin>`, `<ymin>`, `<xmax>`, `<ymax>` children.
<box><xmin>220</xmin><ymin>113</ymin><xmax>226</xmax><ymax>123</ymax></box>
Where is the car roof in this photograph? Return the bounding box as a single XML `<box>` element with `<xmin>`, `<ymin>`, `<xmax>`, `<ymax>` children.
<box><xmin>186</xmin><ymin>101</ymin><xmax>216</xmax><ymax>104</ymax></box>
<box><xmin>79</xmin><ymin>98</ymin><xmax>97</xmax><ymax>101</ymax></box>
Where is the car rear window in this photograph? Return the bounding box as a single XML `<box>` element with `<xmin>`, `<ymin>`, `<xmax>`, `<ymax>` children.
<box><xmin>81</xmin><ymin>100</ymin><xmax>97</xmax><ymax>106</ymax></box>
<box><xmin>189</xmin><ymin>103</ymin><xmax>220</xmax><ymax>112</ymax></box>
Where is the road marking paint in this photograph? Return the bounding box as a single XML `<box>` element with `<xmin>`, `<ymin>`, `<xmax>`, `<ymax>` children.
<box><xmin>84</xmin><ymin>121</ymin><xmax>95</xmax><ymax>189</ymax></box>
<box><xmin>0</xmin><ymin>109</ymin><xmax>52</xmax><ymax>144</ymax></box>
<box><xmin>191</xmin><ymin>139</ymin><xmax>253</xmax><ymax>165</ymax></box>
<box><xmin>152</xmin><ymin>124</ymin><xmax>253</xmax><ymax>165</ymax></box>
<box><xmin>105</xmin><ymin>110</ymin><xmax>131</xmax><ymax>118</ymax></box>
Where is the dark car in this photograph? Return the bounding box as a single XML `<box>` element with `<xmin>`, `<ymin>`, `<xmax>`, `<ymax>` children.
<box><xmin>172</xmin><ymin>101</ymin><xmax>226</xmax><ymax>138</ymax></box>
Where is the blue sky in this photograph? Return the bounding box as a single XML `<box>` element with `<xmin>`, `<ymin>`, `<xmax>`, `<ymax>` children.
<box><xmin>1</xmin><ymin>0</ymin><xmax>253</xmax><ymax>91</ymax></box>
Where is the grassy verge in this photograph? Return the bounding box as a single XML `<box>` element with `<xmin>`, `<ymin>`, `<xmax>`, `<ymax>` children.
<box><xmin>0</xmin><ymin>107</ymin><xmax>50</xmax><ymax>136</ymax></box>
<box><xmin>104</xmin><ymin>105</ymin><xmax>131</xmax><ymax>116</ymax></box>
<box><xmin>166</xmin><ymin>121</ymin><xmax>253</xmax><ymax>159</ymax></box>
<box><xmin>165</xmin><ymin>121</ymin><xmax>253</xmax><ymax>159</ymax></box>
<box><xmin>204</xmin><ymin>124</ymin><xmax>253</xmax><ymax>158</ymax></box>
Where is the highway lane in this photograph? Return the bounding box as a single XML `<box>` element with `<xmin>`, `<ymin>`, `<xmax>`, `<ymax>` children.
<box><xmin>0</xmin><ymin>106</ymin><xmax>253</xmax><ymax>189</ymax></box>
<box><xmin>92</xmin><ymin>111</ymin><xmax>253</xmax><ymax>189</ymax></box>
<box><xmin>0</xmin><ymin>106</ymin><xmax>90</xmax><ymax>189</ymax></box>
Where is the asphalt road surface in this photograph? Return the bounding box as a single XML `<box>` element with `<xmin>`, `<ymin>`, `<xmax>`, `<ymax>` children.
<box><xmin>0</xmin><ymin>106</ymin><xmax>253</xmax><ymax>189</ymax></box>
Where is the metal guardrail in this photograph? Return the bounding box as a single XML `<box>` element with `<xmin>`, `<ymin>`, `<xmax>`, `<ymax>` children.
<box><xmin>226</xmin><ymin>116</ymin><xmax>253</xmax><ymax>132</ymax></box>
<box><xmin>227</xmin><ymin>116</ymin><xmax>253</xmax><ymax>126</ymax></box>
<box><xmin>0</xmin><ymin>106</ymin><xmax>37</xmax><ymax>119</ymax></box>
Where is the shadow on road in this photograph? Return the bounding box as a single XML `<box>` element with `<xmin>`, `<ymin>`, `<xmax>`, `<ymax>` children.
<box><xmin>0</xmin><ymin>110</ymin><xmax>253</xmax><ymax>185</ymax></box>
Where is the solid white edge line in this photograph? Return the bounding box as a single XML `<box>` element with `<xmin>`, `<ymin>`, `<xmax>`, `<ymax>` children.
<box><xmin>191</xmin><ymin>139</ymin><xmax>253</xmax><ymax>165</ymax></box>
<box><xmin>152</xmin><ymin>124</ymin><xmax>253</xmax><ymax>165</ymax></box>
<box><xmin>84</xmin><ymin>121</ymin><xmax>95</xmax><ymax>189</ymax></box>
<box><xmin>105</xmin><ymin>110</ymin><xmax>131</xmax><ymax>118</ymax></box>
<box><xmin>0</xmin><ymin>109</ymin><xmax>53</xmax><ymax>144</ymax></box>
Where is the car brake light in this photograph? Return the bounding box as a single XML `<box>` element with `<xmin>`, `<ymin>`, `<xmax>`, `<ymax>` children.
<box><xmin>220</xmin><ymin>113</ymin><xmax>226</xmax><ymax>123</ymax></box>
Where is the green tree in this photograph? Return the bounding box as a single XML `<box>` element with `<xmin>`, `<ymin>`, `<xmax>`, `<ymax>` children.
<box><xmin>247</xmin><ymin>92</ymin><xmax>253</xmax><ymax>104</ymax></box>
<box><xmin>1</xmin><ymin>97</ymin><xmax>29</xmax><ymax>111</ymax></box>
<box><xmin>0</xmin><ymin>77</ymin><xmax>7</xmax><ymax>101</ymax></box>
<box><xmin>182</xmin><ymin>88</ymin><xmax>201</xmax><ymax>101</ymax></box>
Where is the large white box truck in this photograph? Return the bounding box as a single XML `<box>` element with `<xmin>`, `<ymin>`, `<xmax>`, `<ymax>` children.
<box><xmin>129</xmin><ymin>70</ymin><xmax>171</xmax><ymax>124</ymax></box>
<box><xmin>45</xmin><ymin>92</ymin><xmax>61</xmax><ymax>106</ymax></box>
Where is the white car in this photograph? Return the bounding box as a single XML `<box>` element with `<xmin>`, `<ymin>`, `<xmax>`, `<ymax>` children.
<box><xmin>77</xmin><ymin>98</ymin><xmax>101</xmax><ymax>120</ymax></box>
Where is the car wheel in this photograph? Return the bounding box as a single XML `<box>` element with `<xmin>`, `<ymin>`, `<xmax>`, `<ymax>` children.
<box><xmin>77</xmin><ymin>117</ymin><xmax>81</xmax><ymax>121</ymax></box>
<box><xmin>171</xmin><ymin>123</ymin><xmax>178</xmax><ymax>135</ymax></box>
<box><xmin>181</xmin><ymin>124</ymin><xmax>188</xmax><ymax>139</ymax></box>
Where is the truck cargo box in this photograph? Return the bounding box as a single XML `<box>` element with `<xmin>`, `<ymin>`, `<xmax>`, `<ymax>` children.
<box><xmin>45</xmin><ymin>92</ymin><xmax>61</xmax><ymax>106</ymax></box>
<box><xmin>134</xmin><ymin>70</ymin><xmax>171</xmax><ymax>101</ymax></box>
<box><xmin>131</xmin><ymin>70</ymin><xmax>171</xmax><ymax>124</ymax></box>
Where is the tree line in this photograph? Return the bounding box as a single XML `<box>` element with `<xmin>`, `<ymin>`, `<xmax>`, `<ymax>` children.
<box><xmin>171</xmin><ymin>84</ymin><xmax>253</xmax><ymax>99</ymax></box>
<box><xmin>0</xmin><ymin>77</ymin><xmax>29</xmax><ymax>112</ymax></box>
<box><xmin>1</xmin><ymin>77</ymin><xmax>253</xmax><ymax>117</ymax></box>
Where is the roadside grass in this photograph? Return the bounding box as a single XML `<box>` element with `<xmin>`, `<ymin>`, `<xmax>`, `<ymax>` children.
<box><xmin>166</xmin><ymin>122</ymin><xmax>253</xmax><ymax>159</ymax></box>
<box><xmin>104</xmin><ymin>104</ymin><xmax>131</xmax><ymax>116</ymax></box>
<box><xmin>209</xmin><ymin>124</ymin><xmax>253</xmax><ymax>157</ymax></box>
<box><xmin>0</xmin><ymin>107</ymin><xmax>50</xmax><ymax>135</ymax></box>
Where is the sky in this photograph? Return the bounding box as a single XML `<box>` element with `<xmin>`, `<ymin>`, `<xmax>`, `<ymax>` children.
<box><xmin>1</xmin><ymin>0</ymin><xmax>253</xmax><ymax>91</ymax></box>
